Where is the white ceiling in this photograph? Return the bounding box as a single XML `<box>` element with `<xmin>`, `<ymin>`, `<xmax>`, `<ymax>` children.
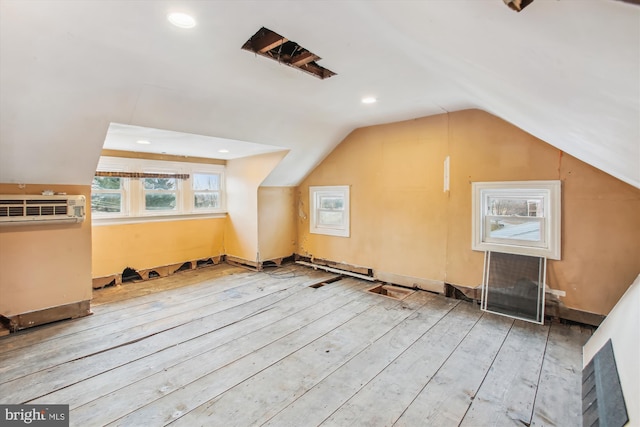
<box><xmin>103</xmin><ymin>123</ymin><xmax>287</xmax><ymax>160</ymax></box>
<box><xmin>0</xmin><ymin>0</ymin><xmax>638</xmax><ymax>188</ymax></box>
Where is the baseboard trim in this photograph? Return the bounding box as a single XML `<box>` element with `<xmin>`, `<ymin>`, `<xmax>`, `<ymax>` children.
<box><xmin>92</xmin><ymin>256</ymin><xmax>223</xmax><ymax>289</ymax></box>
<box><xmin>374</xmin><ymin>271</ymin><xmax>445</xmax><ymax>294</ymax></box>
<box><xmin>2</xmin><ymin>300</ymin><xmax>91</xmax><ymax>332</ymax></box>
<box><xmin>445</xmin><ymin>282</ymin><xmax>605</xmax><ymax>326</ymax></box>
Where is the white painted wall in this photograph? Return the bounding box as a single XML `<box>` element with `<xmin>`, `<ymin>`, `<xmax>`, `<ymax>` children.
<box><xmin>1</xmin><ymin>1</ymin><xmax>638</xmax><ymax>189</ymax></box>
<box><xmin>584</xmin><ymin>274</ymin><xmax>640</xmax><ymax>426</ymax></box>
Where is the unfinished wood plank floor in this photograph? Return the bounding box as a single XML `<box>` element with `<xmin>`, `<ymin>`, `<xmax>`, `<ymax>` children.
<box><xmin>0</xmin><ymin>263</ymin><xmax>589</xmax><ymax>427</ymax></box>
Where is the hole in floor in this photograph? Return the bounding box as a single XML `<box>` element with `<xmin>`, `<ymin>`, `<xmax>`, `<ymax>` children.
<box><xmin>309</xmin><ymin>276</ymin><xmax>343</xmax><ymax>289</ymax></box>
<box><xmin>367</xmin><ymin>284</ymin><xmax>414</xmax><ymax>300</ymax></box>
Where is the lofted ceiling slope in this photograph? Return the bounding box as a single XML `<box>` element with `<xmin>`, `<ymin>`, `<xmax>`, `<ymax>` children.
<box><xmin>0</xmin><ymin>0</ymin><xmax>638</xmax><ymax>188</ymax></box>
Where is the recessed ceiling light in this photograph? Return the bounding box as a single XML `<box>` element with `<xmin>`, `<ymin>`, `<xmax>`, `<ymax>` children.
<box><xmin>362</xmin><ymin>97</ymin><xmax>377</xmax><ymax>104</ymax></box>
<box><xmin>136</xmin><ymin>140</ymin><xmax>151</xmax><ymax>145</ymax></box>
<box><xmin>218</xmin><ymin>149</ymin><xmax>229</xmax><ymax>153</ymax></box>
<box><xmin>167</xmin><ymin>12</ymin><xmax>196</xmax><ymax>29</ymax></box>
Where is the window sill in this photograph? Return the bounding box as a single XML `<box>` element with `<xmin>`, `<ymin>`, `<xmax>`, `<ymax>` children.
<box><xmin>92</xmin><ymin>212</ymin><xmax>227</xmax><ymax>226</ymax></box>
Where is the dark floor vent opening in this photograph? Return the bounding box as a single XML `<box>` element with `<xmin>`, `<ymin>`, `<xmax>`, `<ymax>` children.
<box><xmin>445</xmin><ymin>283</ymin><xmax>475</xmax><ymax>303</ymax></box>
<box><xmin>122</xmin><ymin>267</ymin><xmax>142</xmax><ymax>283</ymax></box>
<box><xmin>367</xmin><ymin>284</ymin><xmax>414</xmax><ymax>300</ymax></box>
<box><xmin>309</xmin><ymin>276</ymin><xmax>343</xmax><ymax>289</ymax></box>
<box><xmin>197</xmin><ymin>258</ymin><xmax>214</xmax><ymax>268</ymax></box>
<box><xmin>174</xmin><ymin>262</ymin><xmax>192</xmax><ymax>273</ymax></box>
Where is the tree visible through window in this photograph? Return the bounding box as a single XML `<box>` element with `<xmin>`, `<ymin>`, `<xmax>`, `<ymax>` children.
<box><xmin>91</xmin><ymin>176</ymin><xmax>123</xmax><ymax>213</ymax></box>
<box><xmin>91</xmin><ymin>156</ymin><xmax>226</xmax><ymax>220</ymax></box>
<box><xmin>144</xmin><ymin>177</ymin><xmax>177</xmax><ymax>211</ymax></box>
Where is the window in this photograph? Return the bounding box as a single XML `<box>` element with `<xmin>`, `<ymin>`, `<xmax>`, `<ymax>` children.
<box><xmin>92</xmin><ymin>157</ymin><xmax>225</xmax><ymax>223</ymax></box>
<box><xmin>472</xmin><ymin>180</ymin><xmax>561</xmax><ymax>260</ymax></box>
<box><xmin>193</xmin><ymin>173</ymin><xmax>221</xmax><ymax>210</ymax></box>
<box><xmin>91</xmin><ymin>176</ymin><xmax>126</xmax><ymax>216</ymax></box>
<box><xmin>143</xmin><ymin>177</ymin><xmax>178</xmax><ymax>212</ymax></box>
<box><xmin>310</xmin><ymin>185</ymin><xmax>350</xmax><ymax>237</ymax></box>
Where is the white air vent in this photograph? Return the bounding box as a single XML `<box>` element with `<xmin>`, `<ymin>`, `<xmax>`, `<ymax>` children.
<box><xmin>0</xmin><ymin>195</ymin><xmax>86</xmax><ymax>225</ymax></box>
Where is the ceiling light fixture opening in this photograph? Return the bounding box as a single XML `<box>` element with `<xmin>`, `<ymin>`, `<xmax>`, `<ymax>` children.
<box><xmin>167</xmin><ymin>12</ymin><xmax>196</xmax><ymax>29</ymax></box>
<box><xmin>362</xmin><ymin>97</ymin><xmax>377</xmax><ymax>104</ymax></box>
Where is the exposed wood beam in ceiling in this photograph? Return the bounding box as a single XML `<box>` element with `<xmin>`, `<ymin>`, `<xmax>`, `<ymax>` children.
<box><xmin>241</xmin><ymin>27</ymin><xmax>288</xmax><ymax>53</ymax></box>
<box><xmin>290</xmin><ymin>51</ymin><xmax>319</xmax><ymax>67</ymax></box>
<box><xmin>256</xmin><ymin>35</ymin><xmax>288</xmax><ymax>53</ymax></box>
<box><xmin>503</xmin><ymin>0</ymin><xmax>534</xmax><ymax>12</ymax></box>
<box><xmin>242</xmin><ymin>27</ymin><xmax>336</xmax><ymax>80</ymax></box>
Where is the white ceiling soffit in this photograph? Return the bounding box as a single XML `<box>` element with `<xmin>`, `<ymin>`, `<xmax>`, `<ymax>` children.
<box><xmin>0</xmin><ymin>1</ymin><xmax>638</xmax><ymax>188</ymax></box>
<box><xmin>103</xmin><ymin>123</ymin><xmax>287</xmax><ymax>160</ymax></box>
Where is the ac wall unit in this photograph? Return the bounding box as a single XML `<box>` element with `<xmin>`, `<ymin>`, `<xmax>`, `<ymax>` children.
<box><xmin>0</xmin><ymin>195</ymin><xmax>86</xmax><ymax>225</ymax></box>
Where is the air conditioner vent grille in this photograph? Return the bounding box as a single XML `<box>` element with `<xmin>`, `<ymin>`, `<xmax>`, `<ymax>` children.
<box><xmin>26</xmin><ymin>199</ymin><xmax>62</xmax><ymax>205</ymax></box>
<box><xmin>0</xmin><ymin>195</ymin><xmax>85</xmax><ymax>225</ymax></box>
<box><xmin>26</xmin><ymin>206</ymin><xmax>40</xmax><ymax>215</ymax></box>
<box><xmin>8</xmin><ymin>207</ymin><xmax>24</xmax><ymax>216</ymax></box>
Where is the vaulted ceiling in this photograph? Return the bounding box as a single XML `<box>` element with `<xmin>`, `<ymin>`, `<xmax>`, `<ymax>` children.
<box><xmin>1</xmin><ymin>0</ymin><xmax>638</xmax><ymax>188</ymax></box>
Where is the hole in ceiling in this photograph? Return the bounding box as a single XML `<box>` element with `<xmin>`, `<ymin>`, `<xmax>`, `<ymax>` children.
<box><xmin>503</xmin><ymin>0</ymin><xmax>534</xmax><ymax>12</ymax></box>
<box><xmin>242</xmin><ymin>27</ymin><xmax>336</xmax><ymax>80</ymax></box>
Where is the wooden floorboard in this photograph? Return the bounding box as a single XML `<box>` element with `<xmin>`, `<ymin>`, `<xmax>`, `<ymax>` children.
<box><xmin>394</xmin><ymin>312</ymin><xmax>513</xmax><ymax>426</ymax></box>
<box><xmin>174</xmin><ymin>290</ymin><xmax>434</xmax><ymax>426</ymax></box>
<box><xmin>0</xmin><ymin>265</ymin><xmax>250</xmax><ymax>354</ymax></box>
<box><xmin>28</xmin><ymin>278</ymin><xmax>363</xmax><ymax>410</ymax></box>
<box><xmin>530</xmin><ymin>322</ymin><xmax>589</xmax><ymax>426</ymax></box>
<box><xmin>0</xmin><ymin>264</ymin><xmax>586</xmax><ymax>427</ymax></box>
<box><xmin>263</xmin><ymin>292</ymin><xmax>458</xmax><ymax>427</ymax></box>
<box><xmin>319</xmin><ymin>301</ymin><xmax>483</xmax><ymax>426</ymax></box>
<box><xmin>460</xmin><ymin>320</ymin><xmax>550</xmax><ymax>426</ymax></box>
<box><xmin>0</xmin><ymin>269</ymin><xmax>335</xmax><ymax>383</ymax></box>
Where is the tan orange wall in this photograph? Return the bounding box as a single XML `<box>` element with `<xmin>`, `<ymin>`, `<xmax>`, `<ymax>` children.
<box><xmin>297</xmin><ymin>109</ymin><xmax>640</xmax><ymax>315</ymax></box>
<box><xmin>225</xmin><ymin>152</ymin><xmax>287</xmax><ymax>262</ymax></box>
<box><xmin>298</xmin><ymin>115</ymin><xmax>449</xmax><ymax>290</ymax></box>
<box><xmin>258</xmin><ymin>187</ymin><xmax>296</xmax><ymax>262</ymax></box>
<box><xmin>0</xmin><ymin>184</ymin><xmax>92</xmax><ymax>316</ymax></box>
<box><xmin>91</xmin><ymin>218</ymin><xmax>225</xmax><ymax>278</ymax></box>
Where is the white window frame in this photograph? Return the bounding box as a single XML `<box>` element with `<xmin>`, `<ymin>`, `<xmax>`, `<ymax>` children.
<box><xmin>92</xmin><ymin>156</ymin><xmax>226</xmax><ymax>225</ymax></box>
<box><xmin>191</xmin><ymin>171</ymin><xmax>224</xmax><ymax>212</ymax></box>
<box><xmin>472</xmin><ymin>180</ymin><xmax>561</xmax><ymax>260</ymax></box>
<box><xmin>141</xmin><ymin>167</ymin><xmax>181</xmax><ymax>216</ymax></box>
<box><xmin>309</xmin><ymin>185</ymin><xmax>350</xmax><ymax>238</ymax></box>
<box><xmin>91</xmin><ymin>174</ymin><xmax>129</xmax><ymax>218</ymax></box>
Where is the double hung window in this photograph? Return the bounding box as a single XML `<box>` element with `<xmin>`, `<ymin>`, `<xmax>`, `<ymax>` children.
<box><xmin>472</xmin><ymin>181</ymin><xmax>561</xmax><ymax>259</ymax></box>
<box><xmin>92</xmin><ymin>157</ymin><xmax>225</xmax><ymax>222</ymax></box>
<box><xmin>309</xmin><ymin>186</ymin><xmax>350</xmax><ymax>237</ymax></box>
